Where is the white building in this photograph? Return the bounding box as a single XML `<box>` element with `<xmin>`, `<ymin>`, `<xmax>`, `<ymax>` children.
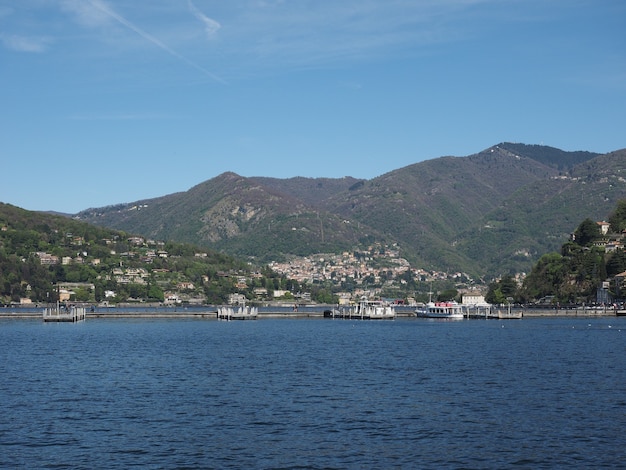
<box><xmin>462</xmin><ymin>294</ymin><xmax>489</xmax><ymax>306</ymax></box>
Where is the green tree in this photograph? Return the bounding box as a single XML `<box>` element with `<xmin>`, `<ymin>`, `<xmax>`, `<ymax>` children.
<box><xmin>437</xmin><ymin>288</ymin><xmax>458</xmax><ymax>302</ymax></box>
<box><xmin>485</xmin><ymin>284</ymin><xmax>506</xmax><ymax>305</ymax></box>
<box><xmin>573</xmin><ymin>218</ymin><xmax>600</xmax><ymax>247</ymax></box>
<box><xmin>519</xmin><ymin>253</ymin><xmax>564</xmax><ymax>302</ymax></box>
<box><xmin>606</xmin><ymin>249</ymin><xmax>626</xmax><ymax>277</ymax></box>
<box><xmin>485</xmin><ymin>275</ymin><xmax>517</xmax><ymax>304</ymax></box>
<box><xmin>312</xmin><ymin>288</ymin><xmax>336</xmax><ymax>304</ymax></box>
<box><xmin>499</xmin><ymin>274</ymin><xmax>518</xmax><ymax>298</ymax></box>
<box><xmin>147</xmin><ymin>284</ymin><xmax>165</xmax><ymax>302</ymax></box>
<box><xmin>73</xmin><ymin>287</ymin><xmax>93</xmax><ymax>302</ymax></box>
<box><xmin>608</xmin><ymin>199</ymin><xmax>626</xmax><ymax>233</ymax></box>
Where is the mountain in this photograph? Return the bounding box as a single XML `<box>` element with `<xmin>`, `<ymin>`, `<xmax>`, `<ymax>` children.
<box><xmin>323</xmin><ymin>144</ymin><xmax>567</xmax><ymax>272</ymax></box>
<box><xmin>76</xmin><ymin>172</ymin><xmax>386</xmax><ymax>262</ymax></box>
<box><xmin>454</xmin><ymin>147</ymin><xmax>626</xmax><ymax>274</ymax></box>
<box><xmin>248</xmin><ymin>176</ymin><xmax>364</xmax><ymax>207</ymax></box>
<box><xmin>73</xmin><ymin>143</ymin><xmax>626</xmax><ymax>277</ymax></box>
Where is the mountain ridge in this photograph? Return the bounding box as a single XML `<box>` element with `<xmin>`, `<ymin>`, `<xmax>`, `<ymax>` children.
<box><xmin>72</xmin><ymin>143</ymin><xmax>625</xmax><ymax>277</ymax></box>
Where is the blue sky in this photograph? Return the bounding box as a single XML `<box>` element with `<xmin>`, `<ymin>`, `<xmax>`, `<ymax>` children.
<box><xmin>1</xmin><ymin>0</ymin><xmax>624</xmax><ymax>213</ymax></box>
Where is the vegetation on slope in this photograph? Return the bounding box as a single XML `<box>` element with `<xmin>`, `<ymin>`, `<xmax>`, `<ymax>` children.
<box><xmin>0</xmin><ymin>203</ymin><xmax>294</xmax><ymax>305</ymax></box>
<box><xmin>457</xmin><ymin>149</ymin><xmax>626</xmax><ymax>277</ymax></box>
<box><xmin>486</xmin><ymin>199</ymin><xmax>626</xmax><ymax>305</ymax></box>
<box><xmin>499</xmin><ymin>143</ymin><xmax>599</xmax><ymax>172</ymax></box>
<box><xmin>73</xmin><ymin>143</ymin><xmax>624</xmax><ymax>278</ymax></box>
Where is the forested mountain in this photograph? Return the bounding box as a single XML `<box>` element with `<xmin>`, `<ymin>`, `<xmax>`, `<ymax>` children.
<box><xmin>75</xmin><ymin>172</ymin><xmax>387</xmax><ymax>262</ymax></box>
<box><xmin>323</xmin><ymin>143</ymin><xmax>570</xmax><ymax>274</ymax></box>
<box><xmin>454</xmin><ymin>148</ymin><xmax>626</xmax><ymax>275</ymax></box>
<box><xmin>248</xmin><ymin>176</ymin><xmax>364</xmax><ymax>207</ymax></box>
<box><xmin>73</xmin><ymin>143</ymin><xmax>626</xmax><ymax>277</ymax></box>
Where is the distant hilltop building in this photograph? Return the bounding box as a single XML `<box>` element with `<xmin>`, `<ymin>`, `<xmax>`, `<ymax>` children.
<box><xmin>597</xmin><ymin>221</ymin><xmax>610</xmax><ymax>235</ymax></box>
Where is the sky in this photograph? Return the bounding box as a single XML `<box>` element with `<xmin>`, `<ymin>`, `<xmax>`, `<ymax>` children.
<box><xmin>1</xmin><ymin>0</ymin><xmax>624</xmax><ymax>214</ymax></box>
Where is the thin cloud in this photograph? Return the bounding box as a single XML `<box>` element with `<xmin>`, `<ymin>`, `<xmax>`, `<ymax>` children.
<box><xmin>65</xmin><ymin>0</ymin><xmax>225</xmax><ymax>83</ymax></box>
<box><xmin>188</xmin><ymin>0</ymin><xmax>221</xmax><ymax>39</ymax></box>
<box><xmin>214</xmin><ymin>0</ymin><xmax>495</xmax><ymax>72</ymax></box>
<box><xmin>61</xmin><ymin>0</ymin><xmax>111</xmax><ymax>28</ymax></box>
<box><xmin>0</xmin><ymin>34</ymin><xmax>51</xmax><ymax>53</ymax></box>
<box><xmin>69</xmin><ymin>112</ymin><xmax>181</xmax><ymax>121</ymax></box>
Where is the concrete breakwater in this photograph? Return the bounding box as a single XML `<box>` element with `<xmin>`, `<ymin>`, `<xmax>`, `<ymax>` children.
<box><xmin>1</xmin><ymin>305</ymin><xmax>624</xmax><ymax>319</ymax></box>
<box><xmin>521</xmin><ymin>306</ymin><xmax>626</xmax><ymax>317</ymax></box>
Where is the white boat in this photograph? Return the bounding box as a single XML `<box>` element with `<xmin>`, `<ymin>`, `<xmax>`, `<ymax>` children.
<box><xmin>217</xmin><ymin>305</ymin><xmax>258</xmax><ymax>320</ymax></box>
<box><xmin>415</xmin><ymin>301</ymin><xmax>464</xmax><ymax>319</ymax></box>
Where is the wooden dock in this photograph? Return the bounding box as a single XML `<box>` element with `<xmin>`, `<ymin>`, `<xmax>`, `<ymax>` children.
<box><xmin>43</xmin><ymin>306</ymin><xmax>86</xmax><ymax>322</ymax></box>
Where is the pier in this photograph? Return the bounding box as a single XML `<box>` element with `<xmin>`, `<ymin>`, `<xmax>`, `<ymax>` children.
<box><xmin>0</xmin><ymin>303</ymin><xmax>619</xmax><ymax>321</ymax></box>
<box><xmin>323</xmin><ymin>301</ymin><xmax>396</xmax><ymax>320</ymax></box>
<box><xmin>43</xmin><ymin>306</ymin><xmax>86</xmax><ymax>322</ymax></box>
<box><xmin>463</xmin><ymin>305</ymin><xmax>523</xmax><ymax>319</ymax></box>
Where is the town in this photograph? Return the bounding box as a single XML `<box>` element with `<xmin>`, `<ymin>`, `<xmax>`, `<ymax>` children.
<box><xmin>16</xmin><ymin>229</ymin><xmax>479</xmax><ymax>306</ymax></box>
<box><xmin>6</xmin><ymin>215</ymin><xmax>625</xmax><ymax>308</ymax></box>
<box><xmin>267</xmin><ymin>244</ymin><xmax>481</xmax><ymax>306</ymax></box>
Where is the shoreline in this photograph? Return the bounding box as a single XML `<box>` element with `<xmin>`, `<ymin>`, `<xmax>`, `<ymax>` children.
<box><xmin>1</xmin><ymin>308</ymin><xmax>624</xmax><ymax>320</ymax></box>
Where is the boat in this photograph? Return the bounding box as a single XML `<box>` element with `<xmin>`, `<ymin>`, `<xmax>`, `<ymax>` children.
<box><xmin>217</xmin><ymin>305</ymin><xmax>258</xmax><ymax>320</ymax></box>
<box><xmin>415</xmin><ymin>301</ymin><xmax>464</xmax><ymax>319</ymax></box>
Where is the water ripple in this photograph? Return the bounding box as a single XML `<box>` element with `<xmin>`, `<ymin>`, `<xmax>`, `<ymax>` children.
<box><xmin>1</xmin><ymin>317</ymin><xmax>625</xmax><ymax>468</ymax></box>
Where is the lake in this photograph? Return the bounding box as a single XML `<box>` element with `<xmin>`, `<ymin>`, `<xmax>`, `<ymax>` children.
<box><xmin>1</xmin><ymin>316</ymin><xmax>625</xmax><ymax>469</ymax></box>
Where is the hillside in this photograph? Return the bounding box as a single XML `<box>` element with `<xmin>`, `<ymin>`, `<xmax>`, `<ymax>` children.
<box><xmin>248</xmin><ymin>176</ymin><xmax>363</xmax><ymax>208</ymax></box>
<box><xmin>76</xmin><ymin>172</ymin><xmax>387</xmax><ymax>262</ymax></box>
<box><xmin>0</xmin><ymin>203</ymin><xmax>281</xmax><ymax>305</ymax></box>
<box><xmin>488</xmin><ymin>199</ymin><xmax>626</xmax><ymax>305</ymax></box>
<box><xmin>455</xmin><ymin>148</ymin><xmax>626</xmax><ymax>274</ymax></box>
<box><xmin>73</xmin><ymin>143</ymin><xmax>626</xmax><ymax>277</ymax></box>
<box><xmin>324</xmin><ymin>144</ymin><xmax>566</xmax><ymax>273</ymax></box>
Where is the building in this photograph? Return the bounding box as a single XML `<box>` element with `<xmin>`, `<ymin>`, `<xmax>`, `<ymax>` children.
<box><xmin>597</xmin><ymin>221</ymin><xmax>611</xmax><ymax>235</ymax></box>
<box><xmin>228</xmin><ymin>293</ymin><xmax>247</xmax><ymax>305</ymax></box>
<box><xmin>462</xmin><ymin>294</ymin><xmax>488</xmax><ymax>306</ymax></box>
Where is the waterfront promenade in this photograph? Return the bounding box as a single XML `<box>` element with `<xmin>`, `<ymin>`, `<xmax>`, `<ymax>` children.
<box><xmin>1</xmin><ymin>305</ymin><xmax>624</xmax><ymax>319</ymax></box>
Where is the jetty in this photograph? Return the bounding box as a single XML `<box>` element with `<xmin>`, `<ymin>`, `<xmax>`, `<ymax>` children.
<box><xmin>43</xmin><ymin>305</ymin><xmax>86</xmax><ymax>322</ymax></box>
<box><xmin>463</xmin><ymin>305</ymin><xmax>522</xmax><ymax>319</ymax></box>
<box><xmin>217</xmin><ymin>305</ymin><xmax>258</xmax><ymax>320</ymax></box>
<box><xmin>492</xmin><ymin>308</ymin><xmax>523</xmax><ymax>319</ymax></box>
<box><xmin>323</xmin><ymin>300</ymin><xmax>396</xmax><ymax>320</ymax></box>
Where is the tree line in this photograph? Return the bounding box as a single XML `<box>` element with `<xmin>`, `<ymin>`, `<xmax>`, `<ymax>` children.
<box><xmin>0</xmin><ymin>204</ymin><xmax>297</xmax><ymax>305</ymax></box>
<box><xmin>486</xmin><ymin>199</ymin><xmax>626</xmax><ymax>305</ymax></box>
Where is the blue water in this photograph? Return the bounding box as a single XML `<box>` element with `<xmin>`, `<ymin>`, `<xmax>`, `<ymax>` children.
<box><xmin>1</xmin><ymin>317</ymin><xmax>625</xmax><ymax>469</ymax></box>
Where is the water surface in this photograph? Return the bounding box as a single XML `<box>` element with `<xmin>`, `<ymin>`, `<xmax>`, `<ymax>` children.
<box><xmin>1</xmin><ymin>317</ymin><xmax>625</xmax><ymax>468</ymax></box>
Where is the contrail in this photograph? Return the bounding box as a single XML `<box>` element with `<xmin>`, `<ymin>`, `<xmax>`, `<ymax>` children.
<box><xmin>87</xmin><ymin>0</ymin><xmax>225</xmax><ymax>83</ymax></box>
<box><xmin>188</xmin><ymin>0</ymin><xmax>221</xmax><ymax>38</ymax></box>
